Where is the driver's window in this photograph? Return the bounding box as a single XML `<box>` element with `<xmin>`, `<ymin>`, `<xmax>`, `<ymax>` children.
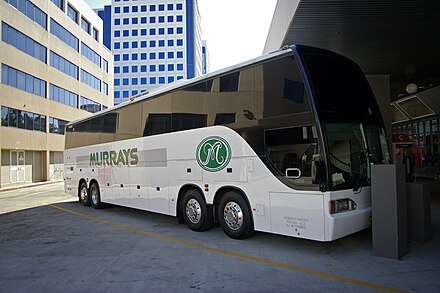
<box><xmin>265</xmin><ymin>126</ymin><xmax>319</xmax><ymax>185</ymax></box>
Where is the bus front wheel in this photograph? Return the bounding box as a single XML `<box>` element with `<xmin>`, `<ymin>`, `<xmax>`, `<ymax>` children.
<box><xmin>90</xmin><ymin>182</ymin><xmax>104</xmax><ymax>209</ymax></box>
<box><xmin>182</xmin><ymin>189</ymin><xmax>213</xmax><ymax>232</ymax></box>
<box><xmin>79</xmin><ymin>181</ymin><xmax>91</xmax><ymax>206</ymax></box>
<box><xmin>218</xmin><ymin>192</ymin><xmax>254</xmax><ymax>239</ymax></box>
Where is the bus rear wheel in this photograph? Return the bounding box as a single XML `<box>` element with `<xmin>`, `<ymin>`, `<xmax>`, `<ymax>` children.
<box><xmin>79</xmin><ymin>181</ymin><xmax>91</xmax><ymax>206</ymax></box>
<box><xmin>218</xmin><ymin>191</ymin><xmax>254</xmax><ymax>239</ymax></box>
<box><xmin>182</xmin><ymin>189</ymin><xmax>213</xmax><ymax>232</ymax></box>
<box><xmin>90</xmin><ymin>182</ymin><xmax>104</xmax><ymax>209</ymax></box>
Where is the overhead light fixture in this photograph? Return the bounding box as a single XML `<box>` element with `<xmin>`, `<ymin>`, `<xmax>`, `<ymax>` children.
<box><xmin>406</xmin><ymin>83</ymin><xmax>418</xmax><ymax>94</ymax></box>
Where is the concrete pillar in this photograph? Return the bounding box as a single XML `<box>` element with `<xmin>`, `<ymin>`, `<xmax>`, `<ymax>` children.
<box><xmin>42</xmin><ymin>150</ymin><xmax>50</xmax><ymax>182</ymax></box>
<box><xmin>371</xmin><ymin>164</ymin><xmax>408</xmax><ymax>259</ymax></box>
<box><xmin>367</xmin><ymin>75</ymin><xmax>391</xmax><ymax>143</ymax></box>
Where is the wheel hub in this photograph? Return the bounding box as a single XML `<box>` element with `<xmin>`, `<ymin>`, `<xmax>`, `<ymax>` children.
<box><xmin>80</xmin><ymin>187</ymin><xmax>87</xmax><ymax>201</ymax></box>
<box><xmin>223</xmin><ymin>201</ymin><xmax>243</xmax><ymax>231</ymax></box>
<box><xmin>91</xmin><ymin>187</ymin><xmax>98</xmax><ymax>204</ymax></box>
<box><xmin>186</xmin><ymin>198</ymin><xmax>202</xmax><ymax>224</ymax></box>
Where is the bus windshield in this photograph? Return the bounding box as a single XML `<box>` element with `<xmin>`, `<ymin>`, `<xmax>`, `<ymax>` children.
<box><xmin>325</xmin><ymin>123</ymin><xmax>389</xmax><ymax>191</ymax></box>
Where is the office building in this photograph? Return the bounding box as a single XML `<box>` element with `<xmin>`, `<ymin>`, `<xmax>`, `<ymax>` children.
<box><xmin>98</xmin><ymin>0</ymin><xmax>203</xmax><ymax>105</ymax></box>
<box><xmin>0</xmin><ymin>0</ymin><xmax>114</xmax><ymax>187</ymax></box>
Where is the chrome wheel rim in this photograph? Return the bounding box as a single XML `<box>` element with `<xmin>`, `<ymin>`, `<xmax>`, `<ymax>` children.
<box><xmin>186</xmin><ymin>198</ymin><xmax>202</xmax><ymax>224</ymax></box>
<box><xmin>223</xmin><ymin>201</ymin><xmax>243</xmax><ymax>231</ymax></box>
<box><xmin>80</xmin><ymin>186</ymin><xmax>88</xmax><ymax>202</ymax></box>
<box><xmin>91</xmin><ymin>186</ymin><xmax>98</xmax><ymax>205</ymax></box>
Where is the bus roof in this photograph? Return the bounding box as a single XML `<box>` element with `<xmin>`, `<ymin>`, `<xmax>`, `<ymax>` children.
<box><xmin>67</xmin><ymin>45</ymin><xmax>295</xmax><ymax>126</ymax></box>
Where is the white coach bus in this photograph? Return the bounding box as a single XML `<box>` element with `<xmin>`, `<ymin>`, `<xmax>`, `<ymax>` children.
<box><xmin>64</xmin><ymin>45</ymin><xmax>390</xmax><ymax>241</ymax></box>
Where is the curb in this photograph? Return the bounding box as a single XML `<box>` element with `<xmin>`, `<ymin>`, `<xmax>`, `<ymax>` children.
<box><xmin>0</xmin><ymin>180</ymin><xmax>64</xmax><ymax>193</ymax></box>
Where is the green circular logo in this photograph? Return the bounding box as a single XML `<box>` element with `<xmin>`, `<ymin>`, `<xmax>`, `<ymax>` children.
<box><xmin>196</xmin><ymin>136</ymin><xmax>231</xmax><ymax>172</ymax></box>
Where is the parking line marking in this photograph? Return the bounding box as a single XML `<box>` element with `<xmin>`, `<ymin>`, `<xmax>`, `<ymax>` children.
<box><xmin>50</xmin><ymin>204</ymin><xmax>407</xmax><ymax>293</ymax></box>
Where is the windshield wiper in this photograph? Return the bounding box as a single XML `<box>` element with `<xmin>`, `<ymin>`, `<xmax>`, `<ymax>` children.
<box><xmin>353</xmin><ymin>149</ymin><xmax>369</xmax><ymax>191</ymax></box>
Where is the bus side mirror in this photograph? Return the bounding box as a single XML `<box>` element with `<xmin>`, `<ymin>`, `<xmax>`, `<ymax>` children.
<box><xmin>312</xmin><ymin>159</ymin><xmax>325</xmax><ymax>185</ymax></box>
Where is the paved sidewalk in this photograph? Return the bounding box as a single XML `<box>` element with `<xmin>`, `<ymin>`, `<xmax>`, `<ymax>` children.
<box><xmin>0</xmin><ymin>180</ymin><xmax>64</xmax><ymax>193</ymax></box>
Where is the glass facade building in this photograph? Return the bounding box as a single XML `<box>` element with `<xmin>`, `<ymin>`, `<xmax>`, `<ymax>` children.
<box><xmin>98</xmin><ymin>0</ymin><xmax>203</xmax><ymax>105</ymax></box>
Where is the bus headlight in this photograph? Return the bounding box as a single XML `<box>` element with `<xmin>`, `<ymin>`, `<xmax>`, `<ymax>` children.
<box><xmin>329</xmin><ymin>199</ymin><xmax>357</xmax><ymax>214</ymax></box>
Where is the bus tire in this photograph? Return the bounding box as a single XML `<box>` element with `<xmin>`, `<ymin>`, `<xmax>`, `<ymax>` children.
<box><xmin>90</xmin><ymin>182</ymin><xmax>104</xmax><ymax>209</ymax></box>
<box><xmin>218</xmin><ymin>191</ymin><xmax>254</xmax><ymax>239</ymax></box>
<box><xmin>79</xmin><ymin>181</ymin><xmax>91</xmax><ymax>206</ymax></box>
<box><xmin>182</xmin><ymin>189</ymin><xmax>213</xmax><ymax>232</ymax></box>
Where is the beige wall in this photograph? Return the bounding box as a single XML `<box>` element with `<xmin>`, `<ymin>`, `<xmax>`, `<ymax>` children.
<box><xmin>0</xmin><ymin>0</ymin><xmax>114</xmax><ymax>187</ymax></box>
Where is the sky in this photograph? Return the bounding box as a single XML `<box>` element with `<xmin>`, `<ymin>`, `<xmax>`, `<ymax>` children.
<box><xmin>85</xmin><ymin>0</ymin><xmax>278</xmax><ymax>71</ymax></box>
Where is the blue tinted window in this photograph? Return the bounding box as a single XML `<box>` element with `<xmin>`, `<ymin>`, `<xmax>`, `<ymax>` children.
<box><xmin>50</xmin><ymin>51</ymin><xmax>79</xmax><ymax>79</ymax></box>
<box><xmin>132</xmin><ymin>90</ymin><xmax>138</xmax><ymax>96</ymax></box>
<box><xmin>150</xmin><ymin>53</ymin><xmax>156</xmax><ymax>59</ymax></box>
<box><xmin>114</xmin><ymin>54</ymin><xmax>120</xmax><ymax>61</ymax></box>
<box><xmin>132</xmin><ymin>41</ymin><xmax>138</xmax><ymax>48</ymax></box>
<box><xmin>150</xmin><ymin>40</ymin><xmax>156</xmax><ymax>47</ymax></box>
<box><xmin>177</xmin><ymin>15</ymin><xmax>183</xmax><ymax>22</ymax></box>
<box><xmin>168</xmin><ymin>77</ymin><xmax>174</xmax><ymax>83</ymax></box>
<box><xmin>150</xmin><ymin>5</ymin><xmax>155</xmax><ymax>11</ymax></box>
<box><xmin>114</xmin><ymin>42</ymin><xmax>120</xmax><ymax>49</ymax></box>
<box><xmin>67</xmin><ymin>4</ymin><xmax>78</xmax><ymax>23</ymax></box>
<box><xmin>50</xmin><ymin>19</ymin><xmax>79</xmax><ymax>51</ymax></box>
<box><xmin>115</xmin><ymin>19</ymin><xmax>120</xmax><ymax>25</ymax></box>
<box><xmin>168</xmin><ymin>40</ymin><xmax>174</xmax><ymax>46</ymax></box>
<box><xmin>159</xmin><ymin>40</ymin><xmax>165</xmax><ymax>47</ymax></box>
<box><xmin>159</xmin><ymin>77</ymin><xmax>165</xmax><ymax>84</ymax></box>
<box><xmin>150</xmin><ymin>77</ymin><xmax>156</xmax><ymax>84</ymax></box>
<box><xmin>132</xmin><ymin>30</ymin><xmax>138</xmax><ymax>36</ymax></box>
<box><xmin>2</xmin><ymin>64</ymin><xmax>46</xmax><ymax>97</ymax></box>
<box><xmin>177</xmin><ymin>27</ymin><xmax>183</xmax><ymax>34</ymax></box>
<box><xmin>159</xmin><ymin>4</ymin><xmax>164</xmax><ymax>11</ymax></box>
<box><xmin>168</xmin><ymin>52</ymin><xmax>174</xmax><ymax>58</ymax></box>
<box><xmin>141</xmin><ymin>41</ymin><xmax>147</xmax><ymax>48</ymax></box>
<box><xmin>141</xmin><ymin>5</ymin><xmax>147</xmax><ymax>12</ymax></box>
<box><xmin>5</xmin><ymin>0</ymin><xmax>47</xmax><ymax>30</ymax></box>
<box><xmin>123</xmin><ymin>42</ymin><xmax>129</xmax><ymax>49</ymax></box>
<box><xmin>2</xmin><ymin>22</ymin><xmax>47</xmax><ymax>63</ymax></box>
<box><xmin>168</xmin><ymin>28</ymin><xmax>173</xmax><ymax>34</ymax></box>
<box><xmin>123</xmin><ymin>91</ymin><xmax>129</xmax><ymax>98</ymax></box>
<box><xmin>123</xmin><ymin>78</ymin><xmax>128</xmax><ymax>85</ymax></box>
<box><xmin>159</xmin><ymin>64</ymin><xmax>165</xmax><ymax>71</ymax></box>
<box><xmin>132</xmin><ymin>6</ymin><xmax>138</xmax><ymax>12</ymax></box>
<box><xmin>177</xmin><ymin>39</ymin><xmax>183</xmax><ymax>46</ymax></box>
<box><xmin>168</xmin><ymin>64</ymin><xmax>174</xmax><ymax>71</ymax></box>
<box><xmin>114</xmin><ymin>30</ymin><xmax>120</xmax><ymax>37</ymax></box>
<box><xmin>141</xmin><ymin>29</ymin><xmax>147</xmax><ymax>36</ymax></box>
<box><xmin>114</xmin><ymin>91</ymin><xmax>120</xmax><ymax>98</ymax></box>
<box><xmin>123</xmin><ymin>18</ymin><xmax>129</xmax><ymax>25</ymax></box>
<box><xmin>159</xmin><ymin>28</ymin><xmax>164</xmax><ymax>35</ymax></box>
<box><xmin>150</xmin><ymin>17</ymin><xmax>156</xmax><ymax>23</ymax></box>
<box><xmin>49</xmin><ymin>84</ymin><xmax>78</xmax><ymax>108</ymax></box>
<box><xmin>150</xmin><ymin>29</ymin><xmax>156</xmax><ymax>35</ymax></box>
<box><xmin>177</xmin><ymin>51</ymin><xmax>183</xmax><ymax>58</ymax></box>
<box><xmin>81</xmin><ymin>17</ymin><xmax>90</xmax><ymax>34</ymax></box>
<box><xmin>141</xmin><ymin>78</ymin><xmax>147</xmax><ymax>85</ymax></box>
<box><xmin>177</xmin><ymin>3</ymin><xmax>183</xmax><ymax>10</ymax></box>
<box><xmin>81</xmin><ymin>42</ymin><xmax>101</xmax><ymax>67</ymax></box>
<box><xmin>141</xmin><ymin>65</ymin><xmax>147</xmax><ymax>72</ymax></box>
<box><xmin>123</xmin><ymin>6</ymin><xmax>129</xmax><ymax>13</ymax></box>
<box><xmin>177</xmin><ymin>64</ymin><xmax>183</xmax><ymax>70</ymax></box>
<box><xmin>80</xmin><ymin>97</ymin><xmax>101</xmax><ymax>113</ymax></box>
<box><xmin>132</xmin><ymin>18</ymin><xmax>138</xmax><ymax>24</ymax></box>
<box><xmin>168</xmin><ymin>16</ymin><xmax>173</xmax><ymax>22</ymax></box>
<box><xmin>132</xmin><ymin>53</ymin><xmax>138</xmax><ymax>60</ymax></box>
<box><xmin>114</xmin><ymin>67</ymin><xmax>120</xmax><ymax>73</ymax></box>
<box><xmin>114</xmin><ymin>79</ymin><xmax>120</xmax><ymax>86</ymax></box>
<box><xmin>159</xmin><ymin>16</ymin><xmax>164</xmax><ymax>23</ymax></box>
<box><xmin>159</xmin><ymin>52</ymin><xmax>165</xmax><ymax>59</ymax></box>
<box><xmin>150</xmin><ymin>65</ymin><xmax>156</xmax><ymax>72</ymax></box>
<box><xmin>141</xmin><ymin>53</ymin><xmax>147</xmax><ymax>60</ymax></box>
<box><xmin>80</xmin><ymin>69</ymin><xmax>101</xmax><ymax>91</ymax></box>
<box><xmin>132</xmin><ymin>66</ymin><xmax>138</xmax><ymax>72</ymax></box>
<box><xmin>49</xmin><ymin>117</ymin><xmax>68</xmax><ymax>134</ymax></box>
<box><xmin>115</xmin><ymin>7</ymin><xmax>120</xmax><ymax>13</ymax></box>
<box><xmin>123</xmin><ymin>54</ymin><xmax>129</xmax><ymax>60</ymax></box>
<box><xmin>141</xmin><ymin>17</ymin><xmax>147</xmax><ymax>24</ymax></box>
<box><xmin>123</xmin><ymin>30</ymin><xmax>129</xmax><ymax>37</ymax></box>
<box><xmin>177</xmin><ymin>76</ymin><xmax>184</xmax><ymax>80</ymax></box>
<box><xmin>123</xmin><ymin>66</ymin><xmax>129</xmax><ymax>73</ymax></box>
<box><xmin>167</xmin><ymin>4</ymin><xmax>173</xmax><ymax>10</ymax></box>
<box><xmin>132</xmin><ymin>78</ymin><xmax>138</xmax><ymax>85</ymax></box>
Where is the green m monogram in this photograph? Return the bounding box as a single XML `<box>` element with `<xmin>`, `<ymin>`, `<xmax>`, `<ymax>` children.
<box><xmin>196</xmin><ymin>136</ymin><xmax>231</xmax><ymax>172</ymax></box>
